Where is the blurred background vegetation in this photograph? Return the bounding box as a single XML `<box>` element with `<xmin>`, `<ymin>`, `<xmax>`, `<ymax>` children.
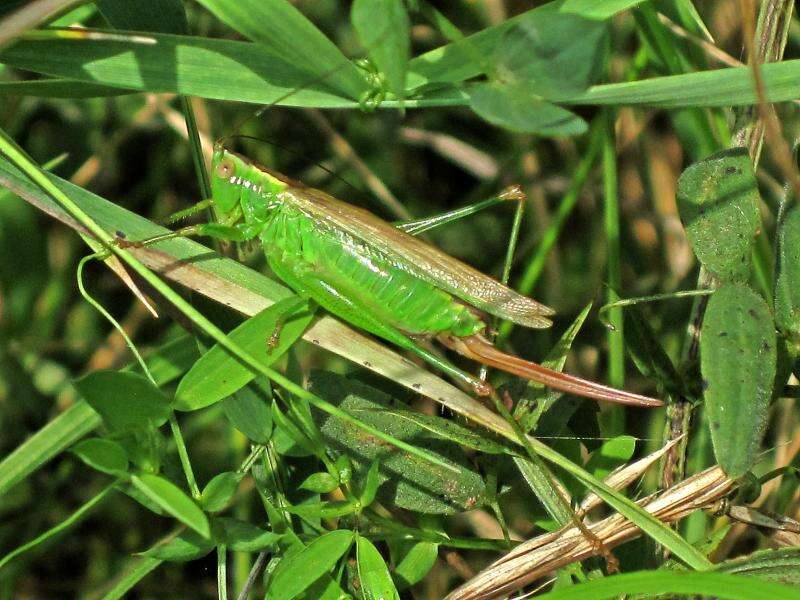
<box><xmin>1</xmin><ymin>0</ymin><xmax>799</xmax><ymax>598</ymax></box>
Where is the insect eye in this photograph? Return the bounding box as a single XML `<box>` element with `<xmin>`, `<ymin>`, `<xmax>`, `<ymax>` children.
<box><xmin>215</xmin><ymin>158</ymin><xmax>234</xmax><ymax>179</ymax></box>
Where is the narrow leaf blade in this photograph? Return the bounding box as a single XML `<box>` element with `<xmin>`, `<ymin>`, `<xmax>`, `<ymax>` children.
<box><xmin>357</xmin><ymin>534</ymin><xmax>400</xmax><ymax>600</ymax></box>
<box><xmin>131</xmin><ymin>474</ymin><xmax>210</xmax><ymax>538</ymax></box>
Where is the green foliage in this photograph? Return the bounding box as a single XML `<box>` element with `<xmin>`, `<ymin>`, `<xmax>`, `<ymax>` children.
<box><xmin>200</xmin><ymin>471</ymin><xmax>242</xmax><ymax>512</ymax></box>
<box><xmin>493</xmin><ymin>11</ymin><xmax>608</xmax><ymax>99</ymax></box>
<box><xmin>468</xmin><ymin>82</ymin><xmax>588</xmax><ymax>135</ymax></box>
<box><xmin>774</xmin><ymin>205</ymin><xmax>800</xmax><ymax>346</ymax></box>
<box><xmin>313</xmin><ymin>370</ymin><xmax>487</xmax><ymax>514</ymax></box>
<box><xmin>356</xmin><ymin>533</ymin><xmax>400</xmax><ymax>600</ymax></box>
<box><xmin>70</xmin><ymin>437</ymin><xmax>129</xmax><ymax>477</ymax></box>
<box><xmin>677</xmin><ymin>148</ymin><xmax>762</xmax><ymax>282</ymax></box>
<box><xmin>351</xmin><ymin>0</ymin><xmax>410</xmax><ymax>104</ymax></box>
<box><xmin>393</xmin><ymin>541</ymin><xmax>439</xmax><ymax>588</ymax></box>
<box><xmin>701</xmin><ymin>284</ymin><xmax>777</xmax><ymax>477</ymax></box>
<box><xmin>175</xmin><ymin>297</ymin><xmax>314</xmax><ymax>410</ymax></box>
<box><xmin>131</xmin><ymin>473</ymin><xmax>210</xmax><ymax>537</ymax></box>
<box><xmin>76</xmin><ymin>371</ymin><xmax>171</xmax><ymax>431</ymax></box>
<box><xmin>264</xmin><ymin>529</ymin><xmax>353</xmax><ymax>600</ymax></box>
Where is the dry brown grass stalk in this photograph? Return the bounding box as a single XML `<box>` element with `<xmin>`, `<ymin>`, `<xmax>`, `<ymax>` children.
<box><xmin>446</xmin><ymin>465</ymin><xmax>735</xmax><ymax>600</ymax></box>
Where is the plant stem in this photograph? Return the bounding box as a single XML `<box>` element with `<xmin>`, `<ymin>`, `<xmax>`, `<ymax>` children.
<box><xmin>218</xmin><ymin>544</ymin><xmax>228</xmax><ymax>600</ymax></box>
<box><xmin>602</xmin><ymin>109</ymin><xmax>625</xmax><ymax>437</ymax></box>
<box><xmin>169</xmin><ymin>414</ymin><xmax>201</xmax><ymax>500</ymax></box>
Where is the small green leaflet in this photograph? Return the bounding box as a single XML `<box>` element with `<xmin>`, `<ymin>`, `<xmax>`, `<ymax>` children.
<box><xmin>174</xmin><ymin>297</ymin><xmax>313</xmax><ymax>410</ymax></box>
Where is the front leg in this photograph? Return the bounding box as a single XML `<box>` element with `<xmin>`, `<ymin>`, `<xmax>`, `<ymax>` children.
<box><xmin>117</xmin><ymin>221</ymin><xmax>264</xmax><ymax>248</ymax></box>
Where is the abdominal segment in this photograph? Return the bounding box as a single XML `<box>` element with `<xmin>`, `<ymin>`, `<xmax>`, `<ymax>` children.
<box><xmin>263</xmin><ymin>207</ymin><xmax>485</xmax><ymax>338</ymax></box>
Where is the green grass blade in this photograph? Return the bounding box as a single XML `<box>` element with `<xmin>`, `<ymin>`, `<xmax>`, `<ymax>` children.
<box><xmin>1</xmin><ymin>29</ymin><xmax>358</xmax><ymax>106</ymax></box>
<box><xmin>2</xmin><ymin>29</ymin><xmax>800</xmax><ymax>108</ymax></box>
<box><xmin>101</xmin><ymin>557</ymin><xmax>162</xmax><ymax>600</ymax></box>
<box><xmin>0</xmin><ymin>482</ymin><xmax>116</xmax><ymax>571</ymax></box>
<box><xmin>195</xmin><ymin>0</ymin><xmax>367</xmax><ymax>99</ymax></box>
<box><xmin>0</xmin><ymin>78</ymin><xmax>129</xmax><ymax>97</ymax></box>
<box><xmin>535</xmin><ymin>570</ymin><xmax>798</xmax><ymax>600</ymax></box>
<box><xmin>0</xmin><ymin>401</ymin><xmax>100</xmax><ymax>497</ymax></box>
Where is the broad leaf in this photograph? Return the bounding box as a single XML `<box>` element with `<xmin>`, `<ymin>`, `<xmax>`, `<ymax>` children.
<box><xmin>265</xmin><ymin>529</ymin><xmax>353</xmax><ymax>600</ymax></box>
<box><xmin>75</xmin><ymin>371</ymin><xmax>170</xmax><ymax>432</ymax></box>
<box><xmin>494</xmin><ymin>11</ymin><xmax>608</xmax><ymax>98</ymax></box>
<box><xmin>701</xmin><ymin>284</ymin><xmax>776</xmax><ymax>477</ymax></box>
<box><xmin>312</xmin><ymin>371</ymin><xmax>487</xmax><ymax>514</ymax></box>
<box><xmin>200</xmin><ymin>472</ymin><xmax>242</xmax><ymax>512</ymax></box>
<box><xmin>356</xmin><ymin>534</ymin><xmax>399</xmax><ymax>600</ymax></box>
<box><xmin>222</xmin><ymin>380</ymin><xmax>273</xmax><ymax>442</ymax></box>
<box><xmin>468</xmin><ymin>81</ymin><xmax>587</xmax><ymax>135</ymax></box>
<box><xmin>71</xmin><ymin>438</ymin><xmax>129</xmax><ymax>476</ymax></box>
<box><xmin>676</xmin><ymin>148</ymin><xmax>761</xmax><ymax>282</ymax></box>
<box><xmin>216</xmin><ymin>517</ymin><xmax>281</xmax><ymax>552</ymax></box>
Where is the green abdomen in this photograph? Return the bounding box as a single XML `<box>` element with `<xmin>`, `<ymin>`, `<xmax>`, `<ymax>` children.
<box><xmin>262</xmin><ymin>208</ymin><xmax>484</xmax><ymax>337</ymax></box>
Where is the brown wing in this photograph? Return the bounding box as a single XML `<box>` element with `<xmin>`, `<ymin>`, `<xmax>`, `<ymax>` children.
<box><xmin>279</xmin><ymin>181</ymin><xmax>554</xmax><ymax>329</ymax></box>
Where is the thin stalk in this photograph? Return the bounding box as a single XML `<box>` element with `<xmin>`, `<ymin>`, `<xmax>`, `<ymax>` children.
<box><xmin>498</xmin><ymin>120</ymin><xmax>602</xmax><ymax>343</ymax></box>
<box><xmin>602</xmin><ymin>110</ymin><xmax>625</xmax><ymax>436</ymax></box>
<box><xmin>169</xmin><ymin>414</ymin><xmax>201</xmax><ymax>500</ymax></box>
<box><xmin>0</xmin><ymin>482</ymin><xmax>116</xmax><ymax>570</ymax></box>
<box><xmin>218</xmin><ymin>544</ymin><xmax>228</xmax><ymax>600</ymax></box>
<box><xmin>76</xmin><ymin>254</ymin><xmax>151</xmax><ymax>379</ymax></box>
<box><xmin>480</xmin><ymin>194</ymin><xmax>524</xmax><ymax>380</ymax></box>
<box><xmin>235</xmin><ymin>550</ymin><xmax>268</xmax><ymax>600</ymax></box>
<box><xmin>238</xmin><ymin>444</ymin><xmax>267</xmax><ymax>475</ymax></box>
<box><xmin>180</xmin><ymin>96</ymin><xmax>212</xmax><ymax>201</ymax></box>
